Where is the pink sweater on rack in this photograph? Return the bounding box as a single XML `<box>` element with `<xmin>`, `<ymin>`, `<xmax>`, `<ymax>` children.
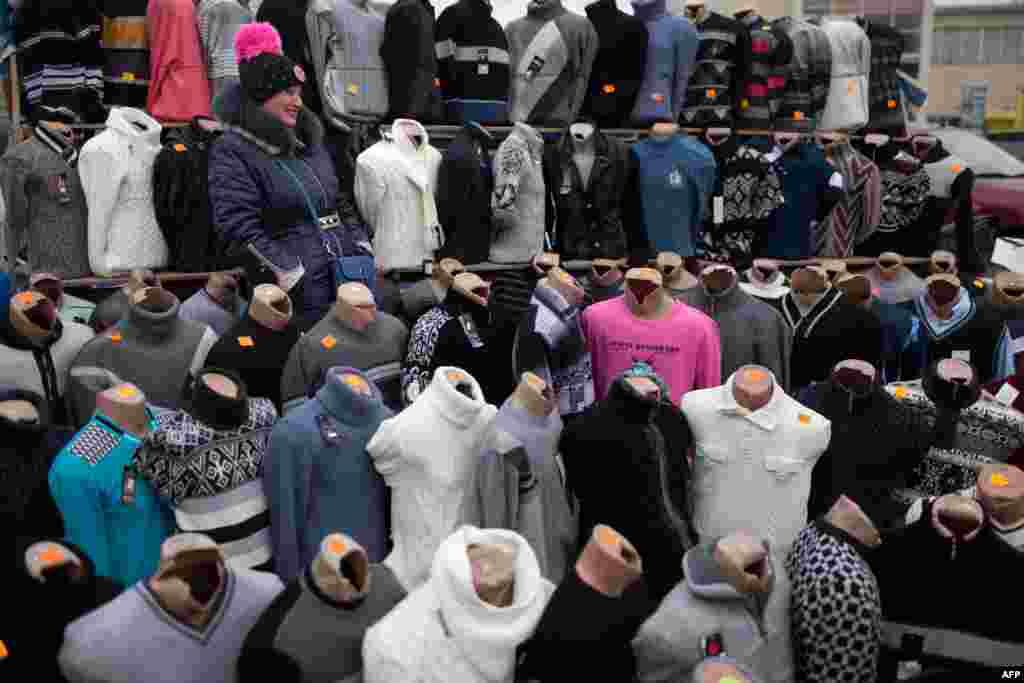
<box><xmin>146</xmin><ymin>0</ymin><xmax>212</xmax><ymax>122</ymax></box>
<box><xmin>582</xmin><ymin>296</ymin><xmax>722</xmax><ymax>404</ymax></box>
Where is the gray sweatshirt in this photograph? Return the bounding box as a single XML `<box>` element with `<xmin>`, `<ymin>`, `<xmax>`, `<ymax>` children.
<box><xmin>459</xmin><ymin>398</ymin><xmax>577</xmax><ymax>583</ymax></box>
<box><xmin>197</xmin><ymin>0</ymin><xmax>253</xmax><ymax>90</ymax></box>
<box><xmin>323</xmin><ymin>0</ymin><xmax>389</xmax><ymax>127</ymax></box>
<box><xmin>280</xmin><ymin>311</ymin><xmax>409</xmax><ymax>412</ymax></box>
<box><xmin>490</xmin><ymin>122</ymin><xmax>546</xmax><ymax>264</ymax></box>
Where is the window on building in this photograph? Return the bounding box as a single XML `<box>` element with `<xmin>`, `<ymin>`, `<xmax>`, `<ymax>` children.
<box><xmin>933</xmin><ymin>27</ymin><xmax>1024</xmax><ymax>65</ymax></box>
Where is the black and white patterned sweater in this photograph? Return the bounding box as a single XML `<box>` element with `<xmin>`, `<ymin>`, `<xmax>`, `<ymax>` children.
<box><xmin>786</xmin><ymin>520</ymin><xmax>881</xmax><ymax>683</ymax></box>
<box><xmin>884</xmin><ymin>380</ymin><xmax>1024</xmax><ymax>505</ymax></box>
<box><xmin>136</xmin><ymin>398</ymin><xmax>278</xmax><ymax>570</ymax></box>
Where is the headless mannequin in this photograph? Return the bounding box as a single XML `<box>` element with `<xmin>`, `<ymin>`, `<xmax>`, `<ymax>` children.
<box><xmin>124</xmin><ymin>269</ymin><xmax>159</xmax><ymax>299</ymax></box>
<box><xmin>199</xmin><ymin>372</ymin><xmax>239</xmax><ymax>400</ymax></box>
<box><xmin>976</xmin><ymin>464</ymin><xmax>1024</xmax><ymax>532</ymax></box>
<box><xmin>534</xmin><ymin>252</ymin><xmax>561</xmax><ymax>277</ymax></box>
<box><xmin>204</xmin><ymin>273</ymin><xmax>240</xmax><ymax>312</ymax></box>
<box><xmin>657</xmin><ymin>252</ymin><xmax>697</xmax><ymax>291</ymax></box>
<box><xmin>825</xmin><ymin>495</ymin><xmax>881</xmax><ymax>548</ymax></box>
<box><xmin>713</xmin><ymin>531</ymin><xmax>771</xmax><ymax>597</ymax></box>
<box><xmin>310</xmin><ymin>533</ymin><xmax>371</xmax><ymax>604</ymax></box>
<box><xmin>925</xmin><ymin>275</ymin><xmax>962</xmax><ymax>320</ymax></box>
<box><xmin>993</xmin><ymin>271</ymin><xmax>1024</xmax><ymax>308</ymax></box>
<box><xmin>696</xmin><ymin>660</ymin><xmax>753</xmax><ymax>683</ymax></box>
<box><xmin>445</xmin><ymin>367</ymin><xmax>476</xmax><ymax>399</ymax></box>
<box><xmin>430</xmin><ymin>258</ymin><xmax>465</xmax><ymax>304</ymax></box>
<box><xmin>328</xmin><ymin>366</ymin><xmax>374</xmax><ymax>397</ymax></box>
<box><xmin>832</xmin><ymin>358</ymin><xmax>876</xmax><ymax>394</ymax></box>
<box><xmin>819</xmin><ymin>260</ymin><xmax>847</xmax><ymax>285</ymax></box>
<box><xmin>569</xmin><ymin>122</ymin><xmax>596</xmax><ymax>191</ymax></box>
<box><xmin>702</xmin><ymin>264</ymin><xmax>737</xmax><ymax>295</ymax></box>
<box><xmin>545</xmin><ymin>267</ymin><xmax>585</xmax><ymax>307</ymax></box>
<box><xmin>750</xmin><ymin>258</ymin><xmax>783</xmax><ymax>287</ymax></box>
<box><xmin>836</xmin><ymin>274</ymin><xmax>872</xmax><ymax>309</ymax></box>
<box><xmin>591</xmin><ymin>258</ymin><xmax>626</xmax><ymax>290</ymax></box>
<box><xmin>0</xmin><ymin>398</ymin><xmax>40</xmax><ymax>422</ymax></box>
<box><xmin>877</xmin><ymin>252</ymin><xmax>905</xmax><ymax>283</ymax></box>
<box><xmin>930</xmin><ymin>250</ymin><xmax>958</xmax><ymax>276</ymax></box>
<box><xmin>575</xmin><ymin>525</ymin><xmax>643</xmax><ymax>598</ymax></box>
<box><xmin>132</xmin><ymin>285</ymin><xmax>176</xmax><ymax>312</ymax></box>
<box><xmin>467</xmin><ymin>541</ymin><xmax>516</xmax><ymax>607</ymax></box>
<box><xmin>626</xmin><ymin>375</ymin><xmax>661</xmax><ymax>401</ymax></box>
<box><xmin>651</xmin><ymin>121</ymin><xmax>679</xmax><ymax>138</ymax></box>
<box><xmin>30</xmin><ymin>273</ymin><xmax>64</xmax><ymax>310</ymax></box>
<box><xmin>511</xmin><ymin>371</ymin><xmax>555</xmax><ymax>417</ymax></box>
<box><xmin>625</xmin><ymin>267</ymin><xmax>672</xmax><ymax>320</ymax></box>
<box><xmin>937</xmin><ymin>357</ymin><xmax>974</xmax><ymax>384</ymax></box>
<box><xmin>147</xmin><ymin>534</ymin><xmax>226</xmax><ymax>629</ymax></box>
<box><xmin>95</xmin><ymin>383</ymin><xmax>149</xmax><ymax>437</ymax></box>
<box><xmin>684</xmin><ymin>1</ymin><xmax>707</xmax><ymax>23</ymax></box>
<box><xmin>248</xmin><ymin>284</ymin><xmax>293</xmax><ymax>331</ymax></box>
<box><xmin>9</xmin><ymin>291</ymin><xmax>58</xmax><ymax>345</ymax></box>
<box><xmin>733</xmin><ymin>364</ymin><xmax>773</xmax><ymax>413</ymax></box>
<box><xmin>25</xmin><ymin>539</ymin><xmax>85</xmax><ymax>583</ymax></box>
<box><xmin>452</xmin><ymin>272</ymin><xmax>491</xmax><ymax>308</ymax></box>
<box><xmin>790</xmin><ymin>267</ymin><xmax>830</xmax><ymax>313</ymax></box>
<box><xmin>931</xmin><ymin>493</ymin><xmax>984</xmax><ymax>545</ymax></box>
<box><xmin>335</xmin><ymin>283</ymin><xmax>377</xmax><ymax>333</ymax></box>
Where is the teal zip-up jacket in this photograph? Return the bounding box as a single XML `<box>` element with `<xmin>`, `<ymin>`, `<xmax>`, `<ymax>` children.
<box><xmin>48</xmin><ymin>408</ymin><xmax>175</xmax><ymax>585</ymax></box>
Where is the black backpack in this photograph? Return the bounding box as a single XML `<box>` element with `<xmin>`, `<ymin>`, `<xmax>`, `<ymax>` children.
<box><xmin>152</xmin><ymin>117</ymin><xmax>226</xmax><ymax>272</ymax></box>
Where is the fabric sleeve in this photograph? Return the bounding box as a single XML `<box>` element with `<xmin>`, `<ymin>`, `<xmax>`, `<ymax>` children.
<box><xmin>208</xmin><ymin>141</ymin><xmax>299</xmax><ymax>271</ymax></box>
<box><xmin>952</xmin><ymin>169</ymin><xmax>977</xmax><ymax>274</ymax></box>
<box><xmin>623</xmin><ymin>147</ymin><xmax>652</xmax><ymax>264</ymax></box>
<box><xmin>994</xmin><ymin>325</ymin><xmax>1014</xmax><ymax>383</ymax></box>
<box><xmin>776</xmin><ymin>310</ymin><xmax>793</xmax><ymax>393</ymax></box>
<box><xmin>434</xmin><ymin>7</ymin><xmax>456</xmax><ymax>100</ymax></box>
<box><xmin>572</xmin><ymin>20</ymin><xmax>599</xmax><ymax>122</ymax></box>
<box><xmin>673</xmin><ymin>25</ymin><xmax>697</xmax><ymax>120</ymax></box>
<box><xmin>859</xmin><ymin>160</ymin><xmax>882</xmax><ymax>244</ymax></box>
<box><xmin>367</xmin><ymin>417</ymin><xmax>405</xmax><ymax>486</ymax></box>
<box><xmin>189</xmin><ymin>326</ymin><xmax>220</xmax><ymax>376</ymax></box>
<box><xmin>263</xmin><ymin>422</ymin><xmax>309</xmax><ymax>584</ymax></box>
<box><xmin>363</xmin><ymin>621</ymin><xmax>413</xmax><ymax>683</ymax></box>
<box><xmin>48</xmin><ymin>467</ymin><xmax>113</xmax><ymax>580</ymax></box>
<box><xmin>383</xmin><ymin>2</ymin><xmax>433</xmax><ymax>117</ymax></box>
<box><xmin>78</xmin><ymin>147</ymin><xmax>123</xmax><ymax>276</ymax></box>
<box><xmin>696</xmin><ymin>319</ymin><xmax>723</xmax><ymax>391</ymax></box>
<box><xmin>491</xmin><ymin>139</ymin><xmax>527</xmax><ymax>236</ymax></box>
<box><xmin>0</xmin><ymin>157</ymin><xmax>26</xmax><ymax>271</ymax></box>
<box><xmin>435</xmin><ymin>150</ymin><xmax>472</xmax><ymax>258</ymax></box>
<box><xmin>817</xmin><ymin>165</ymin><xmax>845</xmax><ymax>222</ymax></box>
<box><xmin>633</xmin><ymin>620</ymin><xmax>689</xmax><ymax>683</ymax></box>
<box><xmin>279</xmin><ymin>339</ymin><xmax>309</xmax><ymax>410</ymax></box>
<box><xmin>354</xmin><ymin>153</ymin><xmax>385</xmax><ymax>239</ymax></box>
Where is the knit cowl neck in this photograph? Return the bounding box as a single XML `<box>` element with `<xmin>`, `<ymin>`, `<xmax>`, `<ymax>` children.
<box><xmin>125</xmin><ymin>293</ymin><xmax>181</xmax><ymax>340</ymax></box>
<box><xmin>425</xmin><ymin>366</ymin><xmax>491</xmax><ymax>429</ymax></box>
<box><xmin>443</xmin><ymin>291</ymin><xmax>491</xmax><ymax>332</ymax></box>
<box><xmin>432</xmin><ymin>526</ymin><xmax>553</xmax><ymax>682</ymax></box>
<box><xmin>604</xmin><ymin>376</ymin><xmax>660</xmax><ymax>424</ymax></box>
<box><xmin>922</xmin><ymin>360</ymin><xmax>980</xmax><ymax>413</ymax></box>
<box><xmin>317</xmin><ymin>367</ymin><xmax>391</xmax><ymax>426</ymax></box>
<box><xmin>189</xmin><ymin>368</ymin><xmax>249</xmax><ymax>430</ymax></box>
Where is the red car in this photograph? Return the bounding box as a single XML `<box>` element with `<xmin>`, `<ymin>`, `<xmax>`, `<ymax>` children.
<box><xmin>931</xmin><ymin>128</ymin><xmax>1024</xmax><ymax>229</ymax></box>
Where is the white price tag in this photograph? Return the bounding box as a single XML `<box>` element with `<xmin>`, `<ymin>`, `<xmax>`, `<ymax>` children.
<box><xmin>995</xmin><ymin>382</ymin><xmax>1020</xmax><ymax>407</ymax></box>
<box><xmin>952</xmin><ymin>350</ymin><xmax>971</xmax><ymax>363</ymax></box>
<box><xmin>478</xmin><ymin>63</ymin><xmax>489</xmax><ymax>75</ymax></box>
<box><xmin>713</xmin><ymin>196</ymin><xmax>724</xmax><ymax>225</ymax></box>
<box><xmin>992</xmin><ymin>238</ymin><xmax>1024</xmax><ymax>272</ymax></box>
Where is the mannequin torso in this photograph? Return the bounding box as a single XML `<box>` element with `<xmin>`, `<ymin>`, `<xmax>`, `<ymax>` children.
<box><xmin>625</xmin><ymin>267</ymin><xmax>672</xmax><ymax>320</ymax></box>
<box><xmin>96</xmin><ymin>383</ymin><xmax>150</xmax><ymax>438</ymax></box>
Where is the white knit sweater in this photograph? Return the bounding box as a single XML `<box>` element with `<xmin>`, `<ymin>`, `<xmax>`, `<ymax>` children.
<box><xmin>363</xmin><ymin>526</ymin><xmax>554</xmax><ymax>683</ymax></box>
<box><xmin>367</xmin><ymin>367</ymin><xmax>497</xmax><ymax>591</ymax></box>
<box><xmin>78</xmin><ymin>108</ymin><xmax>169</xmax><ymax>276</ymax></box>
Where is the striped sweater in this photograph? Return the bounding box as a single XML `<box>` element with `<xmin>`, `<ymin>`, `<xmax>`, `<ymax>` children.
<box><xmin>197</xmin><ymin>0</ymin><xmax>252</xmax><ymax>85</ymax></box>
<box><xmin>136</xmin><ymin>398</ymin><xmax>278</xmax><ymax>571</ymax></box>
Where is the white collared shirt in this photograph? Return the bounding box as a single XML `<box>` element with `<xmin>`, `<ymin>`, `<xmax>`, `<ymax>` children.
<box><xmin>681</xmin><ymin>371</ymin><xmax>831</xmax><ymax>555</ymax></box>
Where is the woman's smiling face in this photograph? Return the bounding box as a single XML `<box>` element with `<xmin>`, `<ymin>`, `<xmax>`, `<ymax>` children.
<box><xmin>262</xmin><ymin>85</ymin><xmax>303</xmax><ymax>128</ymax></box>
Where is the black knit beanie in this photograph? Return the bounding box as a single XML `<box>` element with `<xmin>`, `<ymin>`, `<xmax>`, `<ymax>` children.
<box><xmin>235</xmin><ymin>22</ymin><xmax>306</xmax><ymax>104</ymax></box>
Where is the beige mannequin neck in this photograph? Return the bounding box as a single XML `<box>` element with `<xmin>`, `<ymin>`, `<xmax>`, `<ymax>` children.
<box><xmin>826</xmin><ymin>495</ymin><xmax>881</xmax><ymax>547</ymax></box>
<box><xmin>201</xmin><ymin>372</ymin><xmax>239</xmax><ymax>399</ymax></box>
<box><xmin>149</xmin><ymin>544</ymin><xmax>225</xmax><ymax>628</ymax></box>
<box><xmin>122</xmin><ymin>269</ymin><xmax>158</xmax><ymax>297</ymax></box>
<box><xmin>697</xmin><ymin>660</ymin><xmax>752</xmax><ymax>683</ymax></box>
<box><xmin>334</xmin><ymin>283</ymin><xmax>377</xmax><ymax>332</ymax></box>
<box><xmin>713</xmin><ymin>531</ymin><xmax>771</xmax><ymax>596</ymax></box>
<box><xmin>534</xmin><ymin>252</ymin><xmax>560</xmax><ymax>277</ymax></box>
<box><xmin>702</xmin><ymin>265</ymin><xmax>737</xmax><ymax>295</ymax></box>
<box><xmin>933</xmin><ymin>494</ymin><xmax>984</xmax><ymax>540</ymax></box>
<box><xmin>651</xmin><ymin>122</ymin><xmax>679</xmax><ymax>137</ymax></box>
<box><xmin>510</xmin><ymin>372</ymin><xmax>553</xmax><ymax>417</ymax></box>
<box><xmin>625</xmin><ymin>268</ymin><xmax>671</xmax><ymax>320</ymax></box>
<box><xmin>545</xmin><ymin>267</ymin><xmax>584</xmax><ymax>306</ymax></box>
<box><xmin>877</xmin><ymin>252</ymin><xmax>905</xmax><ymax>282</ymax></box>
<box><xmin>575</xmin><ymin>525</ymin><xmax>643</xmax><ymax>598</ymax></box>
<box><xmin>431</xmin><ymin>258</ymin><xmax>464</xmax><ymax>301</ymax></box>
<box><xmin>994</xmin><ymin>272</ymin><xmax>1024</xmax><ymax>307</ymax></box>
<box><xmin>977</xmin><ymin>464</ymin><xmax>1024</xmax><ymax>530</ymax></box>
<box><xmin>656</xmin><ymin>252</ymin><xmax>691</xmax><ymax>290</ymax></box>
<box><xmin>467</xmin><ymin>542</ymin><xmax>516</xmax><ymax>607</ymax></box>
<box><xmin>311</xmin><ymin>533</ymin><xmax>370</xmax><ymax>604</ymax></box>
<box><xmin>925</xmin><ymin>275</ymin><xmax>961</xmax><ymax>319</ymax></box>
<box><xmin>819</xmin><ymin>259</ymin><xmax>847</xmax><ymax>285</ymax></box>
<box><xmin>9</xmin><ymin>292</ymin><xmax>57</xmax><ymax>344</ymax></box>
<box><xmin>96</xmin><ymin>383</ymin><xmax>149</xmax><ymax>437</ymax></box>
<box><xmin>30</xmin><ymin>273</ymin><xmax>64</xmax><ymax>309</ymax></box>
<box><xmin>248</xmin><ymin>284</ymin><xmax>293</xmax><ymax>330</ymax></box>
<box><xmin>836</xmin><ymin>273</ymin><xmax>872</xmax><ymax>308</ymax></box>
<box><xmin>591</xmin><ymin>259</ymin><xmax>624</xmax><ymax>287</ymax></box>
<box><xmin>0</xmin><ymin>399</ymin><xmax>39</xmax><ymax>423</ymax></box>
<box><xmin>930</xmin><ymin>250</ymin><xmax>958</xmax><ymax>276</ymax></box>
<box><xmin>625</xmin><ymin>375</ymin><xmax>661</xmax><ymax>401</ymax></box>
<box><xmin>733</xmin><ymin>365</ymin><xmax>773</xmax><ymax>412</ymax></box>
<box><xmin>791</xmin><ymin>267</ymin><xmax>828</xmax><ymax>296</ymax></box>
<box><xmin>452</xmin><ymin>272</ymin><xmax>490</xmax><ymax>308</ymax></box>
<box><xmin>204</xmin><ymin>273</ymin><xmax>239</xmax><ymax>309</ymax></box>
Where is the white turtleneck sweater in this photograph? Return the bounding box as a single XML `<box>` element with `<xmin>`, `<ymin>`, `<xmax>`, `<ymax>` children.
<box><xmin>363</xmin><ymin>525</ymin><xmax>555</xmax><ymax>683</ymax></box>
<box><xmin>78</xmin><ymin>107</ymin><xmax>169</xmax><ymax>276</ymax></box>
<box><xmin>367</xmin><ymin>367</ymin><xmax>497</xmax><ymax>591</ymax></box>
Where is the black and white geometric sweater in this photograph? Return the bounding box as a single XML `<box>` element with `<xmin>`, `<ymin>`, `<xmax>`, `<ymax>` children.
<box><xmin>786</xmin><ymin>520</ymin><xmax>881</xmax><ymax>683</ymax></box>
<box><xmin>136</xmin><ymin>398</ymin><xmax>278</xmax><ymax>570</ymax></box>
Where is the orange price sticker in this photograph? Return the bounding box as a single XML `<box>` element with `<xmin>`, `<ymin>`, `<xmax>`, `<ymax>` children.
<box><xmin>14</xmin><ymin>292</ymin><xmax>34</xmax><ymax>304</ymax></box>
<box><xmin>321</xmin><ymin>335</ymin><xmax>337</xmax><ymax>349</ymax></box>
<box><xmin>652</xmin><ymin>93</ymin><xmax>665</xmax><ymax>103</ymax></box>
<box><xmin>602</xmin><ymin>83</ymin><xmax>616</xmax><ymax>94</ymax></box>
<box><xmin>894</xmin><ymin>386</ymin><xmax>908</xmax><ymax>399</ymax></box>
<box><xmin>706</xmin><ymin>89</ymin><xmax>717</xmax><ymax>99</ymax></box>
<box><xmin>992</xmin><ymin>472</ymin><xmax>1011</xmax><ymax>487</ymax></box>
<box><xmin>346</xmin><ymin>83</ymin><xmax>359</xmax><ymax>95</ymax></box>
<box><xmin>0</xmin><ymin>640</ymin><xmax>8</xmax><ymax>660</ymax></box>
<box><xmin>327</xmin><ymin>539</ymin><xmax>347</xmax><ymax>554</ymax></box>
<box><xmin>342</xmin><ymin>374</ymin><xmax>369</xmax><ymax>392</ymax></box>
<box><xmin>798</xmin><ymin>413</ymin><xmax>811</xmax><ymax>425</ymax></box>
<box><xmin>120</xmin><ymin>72</ymin><xmax>135</xmax><ymax>81</ymax></box>
<box><xmin>38</xmin><ymin>545</ymin><xmax>65</xmax><ymax>565</ymax></box>
<box><xmin>847</xmin><ymin>81</ymin><xmax>857</xmax><ymax>96</ymax></box>
<box><xmin>974</xmin><ymin>279</ymin><xmax>985</xmax><ymax>289</ymax></box>
<box><xmin>446</xmin><ymin>369</ymin><xmax>466</xmax><ymax>384</ymax></box>
<box><xmin>951</xmin><ymin>163</ymin><xmax>962</xmax><ymax>173</ymax></box>
<box><xmin>887</xmin><ymin>99</ymin><xmax>897</xmax><ymax>109</ymax></box>
<box><xmin>794</xmin><ymin>111</ymin><xmax>805</xmax><ymax>120</ymax></box>
<box><xmin>744</xmin><ymin>368</ymin><xmax>768</xmax><ymax>383</ymax></box>
<box><xmin>237</xmin><ymin>336</ymin><xmax>254</xmax><ymax>348</ymax></box>
<box><xmin>109</xmin><ymin>332</ymin><xmax>123</xmax><ymax>343</ymax></box>
<box><xmin>174</xmin><ymin>143</ymin><xmax>186</xmax><ymax>152</ymax></box>
<box><xmin>117</xmin><ymin>386</ymin><xmax>137</xmax><ymax>399</ymax></box>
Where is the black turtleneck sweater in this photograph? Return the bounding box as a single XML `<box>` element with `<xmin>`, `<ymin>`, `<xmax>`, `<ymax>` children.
<box><xmin>798</xmin><ymin>379</ymin><xmax>933</xmax><ymax>526</ymax></box>
<box><xmin>403</xmin><ymin>292</ymin><xmax>509</xmax><ymax>405</ymax></box>
<box><xmin>582</xmin><ymin>0</ymin><xmax>648</xmax><ymax>127</ymax></box>
<box><xmin>560</xmin><ymin>377</ymin><xmax>694</xmax><ymax>601</ymax></box>
<box><xmin>204</xmin><ymin>316</ymin><xmax>302</xmax><ymax>410</ymax></box>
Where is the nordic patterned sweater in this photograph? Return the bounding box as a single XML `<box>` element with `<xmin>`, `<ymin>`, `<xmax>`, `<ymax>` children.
<box><xmin>505</xmin><ymin>0</ymin><xmax>598</xmax><ymax>127</ymax></box>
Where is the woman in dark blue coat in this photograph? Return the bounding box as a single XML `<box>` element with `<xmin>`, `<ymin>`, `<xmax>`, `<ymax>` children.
<box><xmin>209</xmin><ymin>23</ymin><xmax>373</xmax><ymax>330</ymax></box>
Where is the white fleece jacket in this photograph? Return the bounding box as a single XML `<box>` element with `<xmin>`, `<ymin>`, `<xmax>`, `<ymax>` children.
<box><xmin>354</xmin><ymin>119</ymin><xmax>443</xmax><ymax>272</ymax></box>
<box><xmin>363</xmin><ymin>526</ymin><xmax>555</xmax><ymax>683</ymax></box>
<box><xmin>78</xmin><ymin>107</ymin><xmax>169</xmax><ymax>276</ymax></box>
<box><xmin>367</xmin><ymin>366</ymin><xmax>497</xmax><ymax>591</ymax></box>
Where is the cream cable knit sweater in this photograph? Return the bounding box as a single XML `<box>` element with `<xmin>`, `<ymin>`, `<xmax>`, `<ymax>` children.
<box><xmin>78</xmin><ymin>108</ymin><xmax>169</xmax><ymax>276</ymax></box>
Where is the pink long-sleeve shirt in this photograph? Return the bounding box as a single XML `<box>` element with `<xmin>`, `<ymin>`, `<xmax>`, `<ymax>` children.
<box><xmin>582</xmin><ymin>296</ymin><xmax>722</xmax><ymax>404</ymax></box>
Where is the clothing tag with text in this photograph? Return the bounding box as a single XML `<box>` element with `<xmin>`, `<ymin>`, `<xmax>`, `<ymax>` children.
<box><xmin>713</xmin><ymin>196</ymin><xmax>724</xmax><ymax>225</ymax></box>
<box><xmin>996</xmin><ymin>382</ymin><xmax>1020</xmax><ymax>407</ymax></box>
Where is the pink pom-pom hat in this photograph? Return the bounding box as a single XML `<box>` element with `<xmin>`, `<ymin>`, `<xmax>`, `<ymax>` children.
<box><xmin>234</xmin><ymin>22</ymin><xmax>284</xmax><ymax>64</ymax></box>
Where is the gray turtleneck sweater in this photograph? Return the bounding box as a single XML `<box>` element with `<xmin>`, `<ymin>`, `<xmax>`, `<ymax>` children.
<box><xmin>67</xmin><ymin>296</ymin><xmax>218</xmax><ymax>425</ymax></box>
<box><xmin>491</xmin><ymin>122</ymin><xmax>547</xmax><ymax>264</ymax></box>
<box><xmin>678</xmin><ymin>283</ymin><xmax>792</xmax><ymax>392</ymax></box>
